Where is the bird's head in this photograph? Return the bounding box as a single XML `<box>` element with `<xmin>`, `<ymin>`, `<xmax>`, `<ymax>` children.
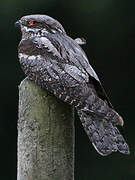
<box><xmin>15</xmin><ymin>14</ymin><xmax>66</xmax><ymax>39</ymax></box>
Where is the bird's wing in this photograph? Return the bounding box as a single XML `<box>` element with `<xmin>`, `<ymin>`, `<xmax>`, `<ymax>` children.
<box><xmin>32</xmin><ymin>36</ymin><xmax>90</xmax><ymax>85</ymax></box>
<box><xmin>33</xmin><ymin>35</ymin><xmax>98</xmax><ymax>81</ymax></box>
<box><xmin>18</xmin><ymin>37</ymin><xmax>89</xmax><ymax>87</ymax></box>
<box><xmin>57</xmin><ymin>35</ymin><xmax>113</xmax><ymax>108</ymax></box>
<box><xmin>21</xmin><ymin>36</ymin><xmax>113</xmax><ymax>108</ymax></box>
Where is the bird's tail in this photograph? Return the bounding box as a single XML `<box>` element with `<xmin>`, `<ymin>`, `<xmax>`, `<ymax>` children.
<box><xmin>77</xmin><ymin>109</ymin><xmax>130</xmax><ymax>156</ymax></box>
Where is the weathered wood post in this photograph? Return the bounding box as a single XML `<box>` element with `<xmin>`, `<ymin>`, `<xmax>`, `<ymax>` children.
<box><xmin>17</xmin><ymin>78</ymin><xmax>74</xmax><ymax>180</ymax></box>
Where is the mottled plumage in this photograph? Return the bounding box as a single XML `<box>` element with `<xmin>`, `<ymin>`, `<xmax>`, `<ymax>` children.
<box><xmin>15</xmin><ymin>14</ymin><xmax>129</xmax><ymax>156</ymax></box>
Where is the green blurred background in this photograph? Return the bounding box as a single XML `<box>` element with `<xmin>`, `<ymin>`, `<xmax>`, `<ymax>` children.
<box><xmin>0</xmin><ymin>0</ymin><xmax>135</xmax><ymax>179</ymax></box>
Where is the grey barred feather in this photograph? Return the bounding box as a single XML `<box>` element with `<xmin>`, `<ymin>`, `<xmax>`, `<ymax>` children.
<box><xmin>16</xmin><ymin>14</ymin><xmax>129</xmax><ymax>156</ymax></box>
<box><xmin>78</xmin><ymin>110</ymin><xmax>129</xmax><ymax>155</ymax></box>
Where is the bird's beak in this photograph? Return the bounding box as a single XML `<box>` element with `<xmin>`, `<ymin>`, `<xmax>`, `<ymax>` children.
<box><xmin>15</xmin><ymin>20</ymin><xmax>21</xmax><ymax>28</ymax></box>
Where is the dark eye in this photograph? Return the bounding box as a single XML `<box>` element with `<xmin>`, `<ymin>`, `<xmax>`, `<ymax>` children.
<box><xmin>28</xmin><ymin>20</ymin><xmax>36</xmax><ymax>26</ymax></box>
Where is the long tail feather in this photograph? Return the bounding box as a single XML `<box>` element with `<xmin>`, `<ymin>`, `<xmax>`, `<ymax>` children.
<box><xmin>77</xmin><ymin>110</ymin><xmax>130</xmax><ymax>156</ymax></box>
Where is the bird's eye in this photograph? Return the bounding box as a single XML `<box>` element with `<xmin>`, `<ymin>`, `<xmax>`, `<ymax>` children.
<box><xmin>28</xmin><ymin>20</ymin><xmax>36</xmax><ymax>26</ymax></box>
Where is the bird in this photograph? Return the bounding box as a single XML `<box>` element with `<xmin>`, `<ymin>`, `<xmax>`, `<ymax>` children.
<box><xmin>15</xmin><ymin>14</ymin><xmax>129</xmax><ymax>156</ymax></box>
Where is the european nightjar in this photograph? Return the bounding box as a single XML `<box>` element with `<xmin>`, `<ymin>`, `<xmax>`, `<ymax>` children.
<box><xmin>15</xmin><ymin>14</ymin><xmax>129</xmax><ymax>156</ymax></box>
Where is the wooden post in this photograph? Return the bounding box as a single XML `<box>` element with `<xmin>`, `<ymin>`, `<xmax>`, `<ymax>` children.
<box><xmin>17</xmin><ymin>78</ymin><xmax>74</xmax><ymax>180</ymax></box>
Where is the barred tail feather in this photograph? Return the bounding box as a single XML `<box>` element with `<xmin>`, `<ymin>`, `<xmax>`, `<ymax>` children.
<box><xmin>77</xmin><ymin>110</ymin><xmax>130</xmax><ymax>156</ymax></box>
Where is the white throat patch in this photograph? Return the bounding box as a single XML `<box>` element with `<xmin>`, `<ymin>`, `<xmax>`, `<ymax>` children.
<box><xmin>23</xmin><ymin>26</ymin><xmax>40</xmax><ymax>33</ymax></box>
<box><xmin>22</xmin><ymin>26</ymin><xmax>49</xmax><ymax>37</ymax></box>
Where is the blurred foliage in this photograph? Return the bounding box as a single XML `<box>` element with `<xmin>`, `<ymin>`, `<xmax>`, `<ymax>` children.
<box><xmin>0</xmin><ymin>0</ymin><xmax>135</xmax><ymax>179</ymax></box>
